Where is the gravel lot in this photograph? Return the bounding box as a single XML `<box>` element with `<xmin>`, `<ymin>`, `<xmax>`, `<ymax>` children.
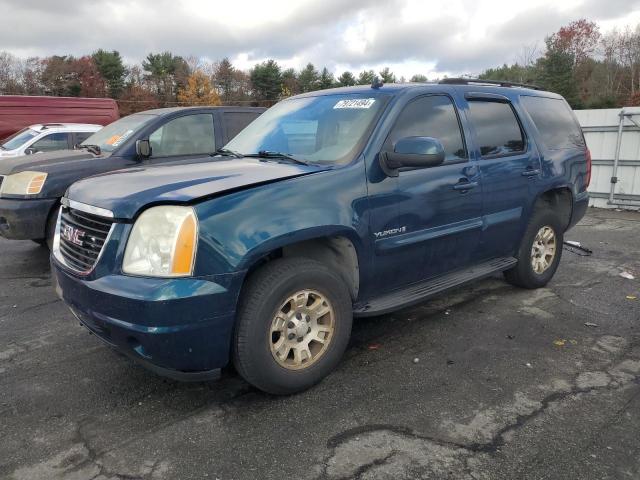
<box><xmin>1</xmin><ymin>207</ymin><xmax>639</xmax><ymax>480</ymax></box>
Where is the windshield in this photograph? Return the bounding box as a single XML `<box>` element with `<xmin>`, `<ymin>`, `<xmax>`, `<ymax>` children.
<box><xmin>225</xmin><ymin>93</ymin><xmax>390</xmax><ymax>165</ymax></box>
<box><xmin>80</xmin><ymin>114</ymin><xmax>155</xmax><ymax>153</ymax></box>
<box><xmin>1</xmin><ymin>128</ymin><xmax>39</xmax><ymax>150</ymax></box>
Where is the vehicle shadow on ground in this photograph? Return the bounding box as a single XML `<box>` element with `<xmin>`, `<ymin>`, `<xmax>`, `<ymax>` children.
<box><xmin>21</xmin><ymin>236</ymin><xmax>510</xmax><ymax>406</ymax></box>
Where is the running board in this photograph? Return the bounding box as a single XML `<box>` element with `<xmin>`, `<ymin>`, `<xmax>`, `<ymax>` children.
<box><xmin>353</xmin><ymin>257</ymin><xmax>517</xmax><ymax>317</ymax></box>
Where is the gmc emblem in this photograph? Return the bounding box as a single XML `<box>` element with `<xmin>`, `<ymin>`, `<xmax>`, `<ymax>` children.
<box><xmin>61</xmin><ymin>224</ymin><xmax>85</xmax><ymax>246</ymax></box>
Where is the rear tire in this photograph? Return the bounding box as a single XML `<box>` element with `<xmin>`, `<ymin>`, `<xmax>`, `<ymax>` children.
<box><xmin>504</xmin><ymin>208</ymin><xmax>563</xmax><ymax>289</ymax></box>
<box><xmin>233</xmin><ymin>258</ymin><xmax>353</xmax><ymax>395</ymax></box>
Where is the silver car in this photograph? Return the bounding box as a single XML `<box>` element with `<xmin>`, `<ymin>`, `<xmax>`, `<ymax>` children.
<box><xmin>0</xmin><ymin>123</ymin><xmax>102</xmax><ymax>158</ymax></box>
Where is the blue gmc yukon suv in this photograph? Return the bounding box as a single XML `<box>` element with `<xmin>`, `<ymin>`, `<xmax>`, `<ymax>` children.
<box><xmin>52</xmin><ymin>79</ymin><xmax>590</xmax><ymax>394</ymax></box>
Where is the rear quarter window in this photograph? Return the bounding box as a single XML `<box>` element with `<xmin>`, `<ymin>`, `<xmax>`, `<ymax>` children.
<box><xmin>520</xmin><ymin>96</ymin><xmax>585</xmax><ymax>150</ymax></box>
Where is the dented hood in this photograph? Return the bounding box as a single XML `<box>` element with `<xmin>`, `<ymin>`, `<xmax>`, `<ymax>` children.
<box><xmin>66</xmin><ymin>157</ymin><xmax>326</xmax><ymax>219</ymax></box>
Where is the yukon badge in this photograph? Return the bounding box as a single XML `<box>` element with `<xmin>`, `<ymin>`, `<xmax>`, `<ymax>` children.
<box><xmin>374</xmin><ymin>226</ymin><xmax>407</xmax><ymax>238</ymax></box>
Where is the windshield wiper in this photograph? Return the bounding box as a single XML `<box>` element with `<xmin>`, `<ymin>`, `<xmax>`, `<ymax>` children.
<box><xmin>245</xmin><ymin>150</ymin><xmax>311</xmax><ymax>166</ymax></box>
<box><xmin>214</xmin><ymin>148</ymin><xmax>243</xmax><ymax>158</ymax></box>
<box><xmin>77</xmin><ymin>144</ymin><xmax>101</xmax><ymax>155</ymax></box>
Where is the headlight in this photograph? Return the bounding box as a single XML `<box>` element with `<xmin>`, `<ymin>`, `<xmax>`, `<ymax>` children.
<box><xmin>0</xmin><ymin>171</ymin><xmax>48</xmax><ymax>195</ymax></box>
<box><xmin>123</xmin><ymin>206</ymin><xmax>198</xmax><ymax>277</ymax></box>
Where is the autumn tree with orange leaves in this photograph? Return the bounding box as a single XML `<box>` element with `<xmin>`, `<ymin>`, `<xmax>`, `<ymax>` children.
<box><xmin>177</xmin><ymin>70</ymin><xmax>221</xmax><ymax>106</ymax></box>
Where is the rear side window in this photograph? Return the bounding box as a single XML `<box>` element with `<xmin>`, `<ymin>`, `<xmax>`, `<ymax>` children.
<box><xmin>521</xmin><ymin>96</ymin><xmax>585</xmax><ymax>150</ymax></box>
<box><xmin>385</xmin><ymin>95</ymin><xmax>467</xmax><ymax>162</ymax></box>
<box><xmin>467</xmin><ymin>101</ymin><xmax>525</xmax><ymax>157</ymax></box>
<box><xmin>74</xmin><ymin>131</ymin><xmax>94</xmax><ymax>145</ymax></box>
<box><xmin>224</xmin><ymin>112</ymin><xmax>259</xmax><ymax>141</ymax></box>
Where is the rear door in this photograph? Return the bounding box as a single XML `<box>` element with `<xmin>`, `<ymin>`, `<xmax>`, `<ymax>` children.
<box><xmin>369</xmin><ymin>94</ymin><xmax>483</xmax><ymax>291</ymax></box>
<box><xmin>463</xmin><ymin>94</ymin><xmax>542</xmax><ymax>259</ymax></box>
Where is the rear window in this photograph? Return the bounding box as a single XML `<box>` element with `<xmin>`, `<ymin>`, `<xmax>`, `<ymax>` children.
<box><xmin>521</xmin><ymin>96</ymin><xmax>585</xmax><ymax>150</ymax></box>
<box><xmin>223</xmin><ymin>112</ymin><xmax>260</xmax><ymax>141</ymax></box>
<box><xmin>467</xmin><ymin>101</ymin><xmax>525</xmax><ymax>157</ymax></box>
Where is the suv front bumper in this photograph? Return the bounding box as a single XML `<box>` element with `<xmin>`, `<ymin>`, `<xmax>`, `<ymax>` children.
<box><xmin>0</xmin><ymin>197</ymin><xmax>57</xmax><ymax>240</ymax></box>
<box><xmin>52</xmin><ymin>259</ymin><xmax>244</xmax><ymax>380</ymax></box>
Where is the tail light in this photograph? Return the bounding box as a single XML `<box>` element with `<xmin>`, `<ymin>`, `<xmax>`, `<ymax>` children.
<box><xmin>585</xmin><ymin>147</ymin><xmax>592</xmax><ymax>189</ymax></box>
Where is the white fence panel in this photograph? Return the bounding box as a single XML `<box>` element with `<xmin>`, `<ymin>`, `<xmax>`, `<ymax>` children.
<box><xmin>574</xmin><ymin>107</ymin><xmax>640</xmax><ymax>209</ymax></box>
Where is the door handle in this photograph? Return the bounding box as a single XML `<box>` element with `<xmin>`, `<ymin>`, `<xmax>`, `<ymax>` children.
<box><xmin>453</xmin><ymin>180</ymin><xmax>479</xmax><ymax>191</ymax></box>
<box><xmin>521</xmin><ymin>168</ymin><xmax>541</xmax><ymax>177</ymax></box>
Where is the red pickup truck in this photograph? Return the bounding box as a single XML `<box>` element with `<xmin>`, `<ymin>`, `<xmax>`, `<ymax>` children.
<box><xmin>0</xmin><ymin>96</ymin><xmax>119</xmax><ymax>140</ymax></box>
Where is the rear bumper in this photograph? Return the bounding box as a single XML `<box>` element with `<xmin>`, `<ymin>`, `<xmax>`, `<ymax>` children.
<box><xmin>0</xmin><ymin>197</ymin><xmax>57</xmax><ymax>240</ymax></box>
<box><xmin>567</xmin><ymin>191</ymin><xmax>589</xmax><ymax>230</ymax></box>
<box><xmin>52</xmin><ymin>259</ymin><xmax>243</xmax><ymax>380</ymax></box>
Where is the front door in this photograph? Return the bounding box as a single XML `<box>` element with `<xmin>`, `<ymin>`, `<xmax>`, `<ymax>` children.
<box><xmin>368</xmin><ymin>94</ymin><xmax>483</xmax><ymax>293</ymax></box>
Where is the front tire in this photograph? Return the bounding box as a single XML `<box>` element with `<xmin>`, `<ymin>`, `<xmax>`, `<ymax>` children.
<box><xmin>233</xmin><ymin>258</ymin><xmax>353</xmax><ymax>395</ymax></box>
<box><xmin>504</xmin><ymin>208</ymin><xmax>564</xmax><ymax>289</ymax></box>
<box><xmin>32</xmin><ymin>205</ymin><xmax>59</xmax><ymax>250</ymax></box>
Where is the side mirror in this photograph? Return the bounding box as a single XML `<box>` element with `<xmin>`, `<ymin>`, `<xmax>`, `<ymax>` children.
<box><xmin>380</xmin><ymin>136</ymin><xmax>445</xmax><ymax>177</ymax></box>
<box><xmin>135</xmin><ymin>139</ymin><xmax>151</xmax><ymax>158</ymax></box>
<box><xmin>24</xmin><ymin>147</ymin><xmax>37</xmax><ymax>155</ymax></box>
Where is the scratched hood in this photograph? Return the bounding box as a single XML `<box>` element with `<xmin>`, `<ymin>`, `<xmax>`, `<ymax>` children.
<box><xmin>66</xmin><ymin>157</ymin><xmax>326</xmax><ymax>218</ymax></box>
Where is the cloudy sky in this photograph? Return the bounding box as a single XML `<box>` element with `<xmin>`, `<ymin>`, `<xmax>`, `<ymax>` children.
<box><xmin>1</xmin><ymin>0</ymin><xmax>639</xmax><ymax>78</ymax></box>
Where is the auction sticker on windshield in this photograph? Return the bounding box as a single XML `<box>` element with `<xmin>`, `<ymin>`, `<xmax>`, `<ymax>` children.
<box><xmin>112</xmin><ymin>129</ymin><xmax>134</xmax><ymax>147</ymax></box>
<box><xmin>106</xmin><ymin>129</ymin><xmax>134</xmax><ymax>147</ymax></box>
<box><xmin>334</xmin><ymin>98</ymin><xmax>376</xmax><ymax>109</ymax></box>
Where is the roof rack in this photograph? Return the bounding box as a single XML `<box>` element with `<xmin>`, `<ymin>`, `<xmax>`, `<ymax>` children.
<box><xmin>40</xmin><ymin>123</ymin><xmax>65</xmax><ymax>129</ymax></box>
<box><xmin>438</xmin><ymin>78</ymin><xmax>542</xmax><ymax>90</ymax></box>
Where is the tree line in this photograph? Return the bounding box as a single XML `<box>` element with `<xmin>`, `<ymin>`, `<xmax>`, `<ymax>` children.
<box><xmin>480</xmin><ymin>19</ymin><xmax>640</xmax><ymax>108</ymax></box>
<box><xmin>0</xmin><ymin>49</ymin><xmax>413</xmax><ymax>114</ymax></box>
<box><xmin>0</xmin><ymin>18</ymin><xmax>638</xmax><ymax>113</ymax></box>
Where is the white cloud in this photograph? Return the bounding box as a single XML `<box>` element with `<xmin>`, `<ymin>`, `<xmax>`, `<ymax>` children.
<box><xmin>0</xmin><ymin>0</ymin><xmax>638</xmax><ymax>77</ymax></box>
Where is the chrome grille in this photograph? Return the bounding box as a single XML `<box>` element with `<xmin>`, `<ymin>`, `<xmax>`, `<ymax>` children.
<box><xmin>58</xmin><ymin>205</ymin><xmax>114</xmax><ymax>273</ymax></box>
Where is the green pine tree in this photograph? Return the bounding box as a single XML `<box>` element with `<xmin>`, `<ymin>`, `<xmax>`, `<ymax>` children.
<box><xmin>249</xmin><ymin>59</ymin><xmax>282</xmax><ymax>101</ymax></box>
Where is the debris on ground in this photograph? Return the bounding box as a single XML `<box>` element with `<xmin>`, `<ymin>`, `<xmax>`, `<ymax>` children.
<box><xmin>626</xmin><ymin>295</ymin><xmax>637</xmax><ymax>300</ymax></box>
<box><xmin>563</xmin><ymin>241</ymin><xmax>593</xmax><ymax>256</ymax></box>
<box><xmin>368</xmin><ymin>344</ymin><xmax>381</xmax><ymax>350</ymax></box>
<box><xmin>584</xmin><ymin>322</ymin><xmax>599</xmax><ymax>328</ymax></box>
<box><xmin>620</xmin><ymin>271</ymin><xmax>635</xmax><ymax>280</ymax></box>
<box><xmin>446</xmin><ymin>359</ymin><xmax>455</xmax><ymax>365</ymax></box>
<box><xmin>506</xmin><ymin>335</ymin><xmax>515</xmax><ymax>340</ymax></box>
<box><xmin>525</xmin><ymin>362</ymin><xmax>533</xmax><ymax>368</ymax></box>
<box><xmin>413</xmin><ymin>357</ymin><xmax>420</xmax><ymax>364</ymax></box>
<box><xmin>553</xmin><ymin>339</ymin><xmax>566</xmax><ymax>347</ymax></box>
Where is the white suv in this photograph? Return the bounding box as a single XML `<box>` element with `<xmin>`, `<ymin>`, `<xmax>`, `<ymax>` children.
<box><xmin>0</xmin><ymin>123</ymin><xmax>102</xmax><ymax>158</ymax></box>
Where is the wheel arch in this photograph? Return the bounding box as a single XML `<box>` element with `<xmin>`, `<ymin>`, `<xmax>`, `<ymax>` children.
<box><xmin>532</xmin><ymin>186</ymin><xmax>573</xmax><ymax>231</ymax></box>
<box><xmin>238</xmin><ymin>228</ymin><xmax>364</xmax><ymax>302</ymax></box>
